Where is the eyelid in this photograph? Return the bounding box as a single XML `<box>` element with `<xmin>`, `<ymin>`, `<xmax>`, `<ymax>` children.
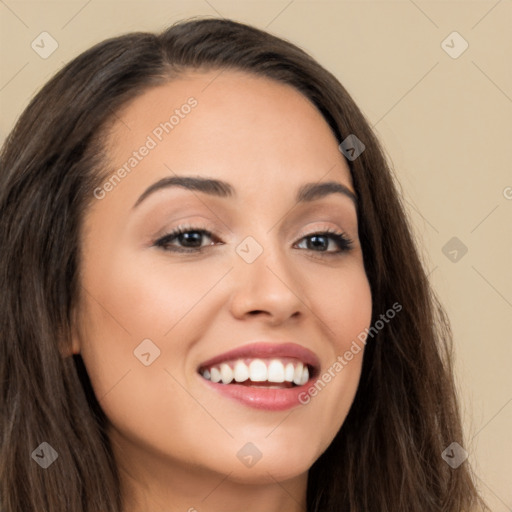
<box><xmin>153</xmin><ymin>222</ymin><xmax>353</xmax><ymax>256</ymax></box>
<box><xmin>154</xmin><ymin>222</ymin><xmax>217</xmax><ymax>245</ymax></box>
<box><xmin>294</xmin><ymin>226</ymin><xmax>353</xmax><ymax>252</ymax></box>
<box><xmin>154</xmin><ymin>219</ymin><xmax>217</xmax><ymax>240</ymax></box>
<box><xmin>155</xmin><ymin>221</ymin><xmax>350</xmax><ymax>242</ymax></box>
<box><xmin>294</xmin><ymin>222</ymin><xmax>352</xmax><ymax>242</ymax></box>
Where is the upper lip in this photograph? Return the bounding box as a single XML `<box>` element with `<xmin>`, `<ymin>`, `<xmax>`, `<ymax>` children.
<box><xmin>197</xmin><ymin>341</ymin><xmax>321</xmax><ymax>373</ymax></box>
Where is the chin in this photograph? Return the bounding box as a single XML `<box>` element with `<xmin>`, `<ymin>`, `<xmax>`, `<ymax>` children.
<box><xmin>202</xmin><ymin>433</ymin><xmax>324</xmax><ymax>485</ymax></box>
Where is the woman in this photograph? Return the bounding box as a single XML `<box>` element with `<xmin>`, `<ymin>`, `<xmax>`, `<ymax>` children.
<box><xmin>0</xmin><ymin>17</ymin><xmax>488</xmax><ymax>512</ymax></box>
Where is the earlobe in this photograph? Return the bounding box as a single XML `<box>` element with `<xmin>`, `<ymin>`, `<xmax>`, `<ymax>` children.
<box><xmin>69</xmin><ymin>303</ymin><xmax>83</xmax><ymax>356</ymax></box>
<box><xmin>70</xmin><ymin>332</ymin><xmax>81</xmax><ymax>355</ymax></box>
<box><xmin>58</xmin><ymin>331</ymin><xmax>81</xmax><ymax>358</ymax></box>
<box><xmin>59</xmin><ymin>313</ymin><xmax>82</xmax><ymax>357</ymax></box>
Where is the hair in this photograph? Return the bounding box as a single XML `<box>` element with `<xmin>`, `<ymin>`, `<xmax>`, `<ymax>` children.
<box><xmin>0</xmin><ymin>16</ymin><xmax>488</xmax><ymax>512</ymax></box>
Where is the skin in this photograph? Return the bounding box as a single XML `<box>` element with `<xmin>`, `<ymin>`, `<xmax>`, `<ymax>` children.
<box><xmin>71</xmin><ymin>69</ymin><xmax>372</xmax><ymax>512</ymax></box>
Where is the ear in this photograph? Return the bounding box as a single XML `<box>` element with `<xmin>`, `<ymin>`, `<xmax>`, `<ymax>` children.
<box><xmin>70</xmin><ymin>328</ymin><xmax>81</xmax><ymax>355</ymax></box>
<box><xmin>59</xmin><ymin>308</ymin><xmax>82</xmax><ymax>358</ymax></box>
<box><xmin>58</xmin><ymin>330</ymin><xmax>81</xmax><ymax>358</ymax></box>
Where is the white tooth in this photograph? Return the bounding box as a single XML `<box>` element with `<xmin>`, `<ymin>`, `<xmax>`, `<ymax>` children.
<box><xmin>284</xmin><ymin>363</ymin><xmax>295</xmax><ymax>382</ymax></box>
<box><xmin>299</xmin><ymin>365</ymin><xmax>309</xmax><ymax>385</ymax></box>
<box><xmin>220</xmin><ymin>363</ymin><xmax>234</xmax><ymax>384</ymax></box>
<box><xmin>249</xmin><ymin>359</ymin><xmax>267</xmax><ymax>382</ymax></box>
<box><xmin>267</xmin><ymin>359</ymin><xmax>285</xmax><ymax>383</ymax></box>
<box><xmin>233</xmin><ymin>360</ymin><xmax>249</xmax><ymax>382</ymax></box>
<box><xmin>202</xmin><ymin>369</ymin><xmax>211</xmax><ymax>380</ymax></box>
<box><xmin>293</xmin><ymin>362</ymin><xmax>304</xmax><ymax>386</ymax></box>
<box><xmin>210</xmin><ymin>367</ymin><xmax>221</xmax><ymax>383</ymax></box>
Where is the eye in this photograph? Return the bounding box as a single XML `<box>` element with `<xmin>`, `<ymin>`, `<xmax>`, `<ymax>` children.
<box><xmin>294</xmin><ymin>229</ymin><xmax>353</xmax><ymax>254</ymax></box>
<box><xmin>154</xmin><ymin>225</ymin><xmax>353</xmax><ymax>255</ymax></box>
<box><xmin>154</xmin><ymin>225</ymin><xmax>220</xmax><ymax>253</ymax></box>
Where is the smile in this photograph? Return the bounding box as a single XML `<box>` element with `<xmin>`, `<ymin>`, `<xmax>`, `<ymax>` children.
<box><xmin>197</xmin><ymin>342</ymin><xmax>320</xmax><ymax>410</ymax></box>
<box><xmin>199</xmin><ymin>358</ymin><xmax>310</xmax><ymax>387</ymax></box>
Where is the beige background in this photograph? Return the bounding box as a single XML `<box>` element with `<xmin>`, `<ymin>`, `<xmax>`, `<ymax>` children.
<box><xmin>1</xmin><ymin>1</ymin><xmax>511</xmax><ymax>509</ymax></box>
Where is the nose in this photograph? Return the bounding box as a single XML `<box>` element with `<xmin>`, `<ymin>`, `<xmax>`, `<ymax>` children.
<box><xmin>228</xmin><ymin>242</ymin><xmax>306</xmax><ymax>326</ymax></box>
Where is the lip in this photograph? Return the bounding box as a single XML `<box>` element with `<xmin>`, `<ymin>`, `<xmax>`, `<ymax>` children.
<box><xmin>198</xmin><ymin>341</ymin><xmax>320</xmax><ymax>371</ymax></box>
<box><xmin>197</xmin><ymin>341</ymin><xmax>320</xmax><ymax>411</ymax></box>
<box><xmin>199</xmin><ymin>378</ymin><xmax>314</xmax><ymax>410</ymax></box>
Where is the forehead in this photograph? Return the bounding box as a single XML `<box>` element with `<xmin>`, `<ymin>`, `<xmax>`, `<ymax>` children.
<box><xmin>111</xmin><ymin>68</ymin><xmax>333</xmax><ymax>137</ymax></box>
<box><xmin>100</xmin><ymin>69</ymin><xmax>352</xmax><ymax>207</ymax></box>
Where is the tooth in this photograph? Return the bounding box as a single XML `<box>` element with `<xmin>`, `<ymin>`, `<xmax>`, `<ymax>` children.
<box><xmin>202</xmin><ymin>369</ymin><xmax>211</xmax><ymax>380</ymax></box>
<box><xmin>284</xmin><ymin>363</ymin><xmax>295</xmax><ymax>382</ymax></box>
<box><xmin>267</xmin><ymin>359</ymin><xmax>285</xmax><ymax>383</ymax></box>
<box><xmin>249</xmin><ymin>359</ymin><xmax>267</xmax><ymax>382</ymax></box>
<box><xmin>233</xmin><ymin>360</ymin><xmax>249</xmax><ymax>382</ymax></box>
<box><xmin>299</xmin><ymin>365</ymin><xmax>309</xmax><ymax>385</ymax></box>
<box><xmin>220</xmin><ymin>363</ymin><xmax>234</xmax><ymax>384</ymax></box>
<box><xmin>210</xmin><ymin>367</ymin><xmax>221</xmax><ymax>383</ymax></box>
<box><xmin>293</xmin><ymin>362</ymin><xmax>304</xmax><ymax>386</ymax></box>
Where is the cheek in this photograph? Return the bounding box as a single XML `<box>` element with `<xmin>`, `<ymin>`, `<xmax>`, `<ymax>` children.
<box><xmin>80</xmin><ymin>246</ymin><xmax>228</xmax><ymax>345</ymax></box>
<box><xmin>292</xmin><ymin>259</ymin><xmax>372</xmax><ymax>444</ymax></box>
<box><xmin>76</xmin><ymin>247</ymin><xmax>231</xmax><ymax>420</ymax></box>
<box><xmin>75</xmin><ymin>250</ymin><xmax>218</xmax><ymax>462</ymax></box>
<box><xmin>330</xmin><ymin>267</ymin><xmax>372</xmax><ymax>352</ymax></box>
<box><xmin>302</xmin><ymin>256</ymin><xmax>373</xmax><ymax>349</ymax></box>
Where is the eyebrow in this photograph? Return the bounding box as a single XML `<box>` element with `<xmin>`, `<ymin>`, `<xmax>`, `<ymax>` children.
<box><xmin>132</xmin><ymin>175</ymin><xmax>357</xmax><ymax>209</ymax></box>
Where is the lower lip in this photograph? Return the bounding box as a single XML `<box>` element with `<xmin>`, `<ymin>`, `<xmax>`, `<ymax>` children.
<box><xmin>199</xmin><ymin>376</ymin><xmax>312</xmax><ymax>411</ymax></box>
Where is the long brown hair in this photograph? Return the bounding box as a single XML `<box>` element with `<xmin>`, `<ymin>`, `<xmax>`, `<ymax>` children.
<box><xmin>0</xmin><ymin>17</ymin><xmax>488</xmax><ymax>511</ymax></box>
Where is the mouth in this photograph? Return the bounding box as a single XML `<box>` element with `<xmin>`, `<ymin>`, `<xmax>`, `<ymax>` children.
<box><xmin>197</xmin><ymin>342</ymin><xmax>320</xmax><ymax>410</ymax></box>
<box><xmin>199</xmin><ymin>358</ymin><xmax>312</xmax><ymax>387</ymax></box>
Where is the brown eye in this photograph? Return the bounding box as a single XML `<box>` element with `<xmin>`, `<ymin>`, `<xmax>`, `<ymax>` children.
<box><xmin>154</xmin><ymin>227</ymin><xmax>218</xmax><ymax>253</ymax></box>
<box><xmin>295</xmin><ymin>230</ymin><xmax>353</xmax><ymax>254</ymax></box>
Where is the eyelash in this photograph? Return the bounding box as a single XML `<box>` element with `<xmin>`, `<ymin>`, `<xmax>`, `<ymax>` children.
<box><xmin>153</xmin><ymin>224</ymin><xmax>354</xmax><ymax>256</ymax></box>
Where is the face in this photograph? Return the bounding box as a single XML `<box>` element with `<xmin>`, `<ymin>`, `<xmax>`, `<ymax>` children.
<box><xmin>73</xmin><ymin>69</ymin><xmax>372</xmax><ymax>487</ymax></box>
